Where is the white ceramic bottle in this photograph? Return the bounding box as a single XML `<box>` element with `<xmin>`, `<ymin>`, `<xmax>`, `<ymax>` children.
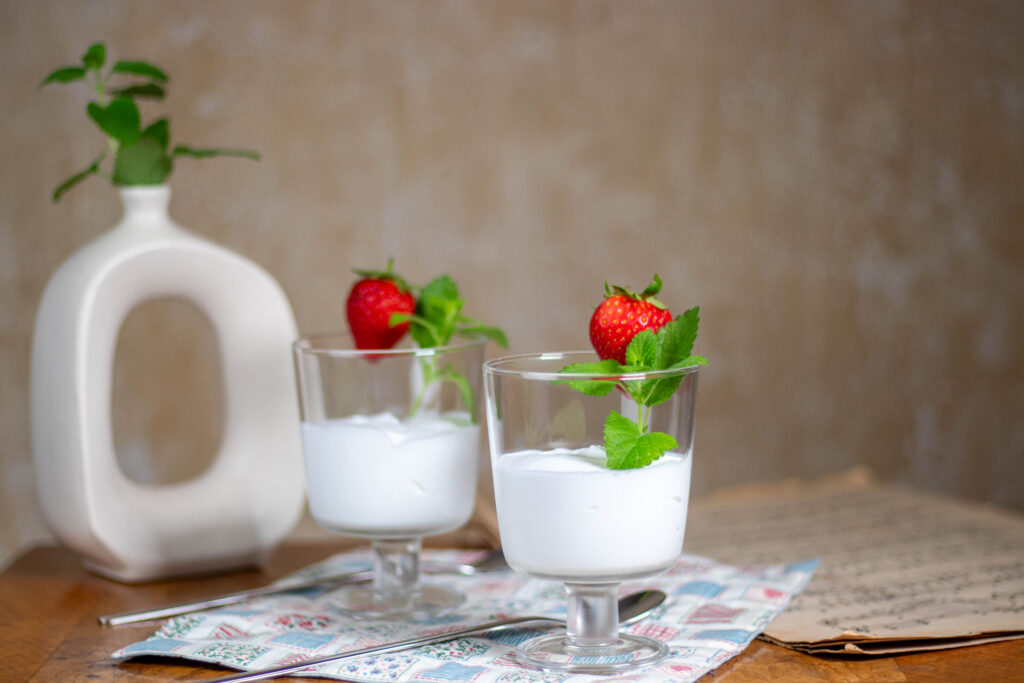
<box><xmin>30</xmin><ymin>185</ymin><xmax>304</xmax><ymax>582</ymax></box>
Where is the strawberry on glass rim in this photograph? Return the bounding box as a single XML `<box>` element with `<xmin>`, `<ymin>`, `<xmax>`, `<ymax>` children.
<box><xmin>345</xmin><ymin>259</ymin><xmax>415</xmax><ymax>350</ymax></box>
<box><xmin>556</xmin><ymin>273</ymin><xmax>707</xmax><ymax>470</ymax></box>
<box><xmin>343</xmin><ymin>261</ymin><xmax>508</xmax><ymax>421</ymax></box>
<box><xmin>589</xmin><ymin>274</ymin><xmax>673</xmax><ymax>364</ymax></box>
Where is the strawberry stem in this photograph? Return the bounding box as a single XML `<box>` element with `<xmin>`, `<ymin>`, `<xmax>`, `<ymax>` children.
<box><xmin>352</xmin><ymin>258</ymin><xmax>412</xmax><ymax>293</ymax></box>
<box><xmin>603</xmin><ymin>273</ymin><xmax>667</xmax><ymax>310</ymax></box>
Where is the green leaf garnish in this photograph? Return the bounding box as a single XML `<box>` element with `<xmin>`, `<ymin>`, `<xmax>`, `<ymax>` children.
<box><xmin>111</xmin><ymin>60</ymin><xmax>169</xmax><ymax>83</ymax></box>
<box><xmin>557</xmin><ymin>299</ymin><xmax>707</xmax><ymax>470</ymax></box>
<box><xmin>454</xmin><ymin>323</ymin><xmax>508</xmax><ymax>348</ymax></box>
<box><xmin>603</xmin><ymin>410</ymin><xmax>679</xmax><ymax>470</ymax></box>
<box><xmin>552</xmin><ymin>360</ymin><xmax>623</xmax><ymax>397</ymax></box>
<box><xmin>405</xmin><ymin>275</ymin><xmax>507</xmax><ymax>350</ymax></box>
<box><xmin>655</xmin><ymin>307</ymin><xmax>700</xmax><ymax>369</ymax></box>
<box><xmin>393</xmin><ymin>271</ymin><xmax>508</xmax><ymax>423</ymax></box>
<box><xmin>40</xmin><ymin>66</ymin><xmax>86</xmax><ymax>87</ymax></box>
<box><xmin>625</xmin><ymin>329</ymin><xmax>658</xmax><ymax>368</ymax></box>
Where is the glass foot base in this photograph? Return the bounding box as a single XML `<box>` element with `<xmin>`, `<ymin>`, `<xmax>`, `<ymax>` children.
<box><xmin>517</xmin><ymin>632</ymin><xmax>669</xmax><ymax>674</ymax></box>
<box><xmin>329</xmin><ymin>583</ymin><xmax>464</xmax><ymax>620</ymax></box>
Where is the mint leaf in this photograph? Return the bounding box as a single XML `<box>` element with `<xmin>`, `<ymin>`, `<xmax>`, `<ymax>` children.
<box><xmin>408</xmin><ymin>275</ymin><xmax>483</xmax><ymax>348</ymax></box>
<box><xmin>441</xmin><ymin>364</ymin><xmax>475</xmax><ymax>422</ymax></box>
<box><xmin>111</xmin><ymin>59</ymin><xmax>169</xmax><ymax>83</ymax></box>
<box><xmin>603</xmin><ymin>410</ymin><xmax>678</xmax><ymax>469</ymax></box>
<box><xmin>420</xmin><ymin>274</ymin><xmax>460</xmax><ymax>301</ymax></box>
<box><xmin>604</xmin><ymin>410</ymin><xmax>641</xmax><ymax>460</ymax></box>
<box><xmin>560</xmin><ymin>379</ymin><xmax>618</xmax><ymax>397</ymax></box>
<box><xmin>409</xmin><ymin>276</ymin><xmax>460</xmax><ymax>347</ymax></box>
<box><xmin>626</xmin><ymin>375</ymin><xmax>683</xmax><ymax>408</ymax></box>
<box><xmin>416</xmin><ymin>275</ymin><xmax>461</xmax><ymax>343</ymax></box>
<box><xmin>87</xmin><ymin>97</ymin><xmax>140</xmax><ymax>144</ymax></box>
<box><xmin>671</xmin><ymin>355</ymin><xmax>708</xmax><ymax>369</ymax></box>
<box><xmin>456</xmin><ymin>324</ymin><xmax>508</xmax><ymax>348</ymax></box>
<box><xmin>625</xmin><ymin>329</ymin><xmax>658</xmax><ymax>367</ymax></box>
<box><xmin>553</xmin><ymin>360</ymin><xmax>623</xmax><ymax>397</ymax></box>
<box><xmin>408</xmin><ymin>319</ymin><xmax>439</xmax><ymax>349</ymax></box>
<box><xmin>82</xmin><ymin>43</ymin><xmax>106</xmax><ymax>70</ymax></box>
<box><xmin>655</xmin><ymin>307</ymin><xmax>699</xmax><ymax>369</ymax></box>
<box><xmin>402</xmin><ymin>273</ymin><xmax>507</xmax><ymax>421</ymax></box>
<box><xmin>40</xmin><ymin>66</ymin><xmax>86</xmax><ymax>87</ymax></box>
<box><xmin>558</xmin><ymin>360</ymin><xmax>624</xmax><ymax>374</ymax></box>
<box><xmin>113</xmin><ymin>137</ymin><xmax>172</xmax><ymax>185</ymax></box>
<box><xmin>172</xmin><ymin>145</ymin><xmax>260</xmax><ymax>161</ymax></box>
<box><xmin>632</xmin><ymin>431</ymin><xmax>679</xmax><ymax>466</ymax></box>
<box><xmin>52</xmin><ymin>154</ymin><xmax>104</xmax><ymax>202</ymax></box>
<box><xmin>391</xmin><ymin>311</ymin><xmax>440</xmax><ymax>338</ymax></box>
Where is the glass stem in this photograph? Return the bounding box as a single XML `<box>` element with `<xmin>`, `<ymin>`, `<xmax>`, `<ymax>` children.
<box><xmin>563</xmin><ymin>583</ymin><xmax>621</xmax><ymax>652</ymax></box>
<box><xmin>371</xmin><ymin>538</ymin><xmax>422</xmax><ymax>600</ymax></box>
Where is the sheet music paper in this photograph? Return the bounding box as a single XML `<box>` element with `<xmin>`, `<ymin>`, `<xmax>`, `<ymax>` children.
<box><xmin>684</xmin><ymin>469</ymin><xmax>1024</xmax><ymax>654</ymax></box>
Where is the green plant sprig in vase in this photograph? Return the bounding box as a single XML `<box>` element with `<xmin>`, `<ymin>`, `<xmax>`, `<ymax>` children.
<box><xmin>41</xmin><ymin>42</ymin><xmax>259</xmax><ymax>202</ymax></box>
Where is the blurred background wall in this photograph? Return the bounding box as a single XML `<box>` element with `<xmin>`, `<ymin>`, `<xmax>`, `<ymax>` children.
<box><xmin>1</xmin><ymin>1</ymin><xmax>1022</xmax><ymax>571</ymax></box>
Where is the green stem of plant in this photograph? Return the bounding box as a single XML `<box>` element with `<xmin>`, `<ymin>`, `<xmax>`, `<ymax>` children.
<box><xmin>90</xmin><ymin>69</ymin><xmax>119</xmax><ymax>157</ymax></box>
<box><xmin>408</xmin><ymin>357</ymin><xmax>477</xmax><ymax>424</ymax></box>
<box><xmin>409</xmin><ymin>357</ymin><xmax>433</xmax><ymax>418</ymax></box>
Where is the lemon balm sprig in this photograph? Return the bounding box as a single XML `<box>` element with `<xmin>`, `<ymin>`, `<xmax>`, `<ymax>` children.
<box><xmin>41</xmin><ymin>42</ymin><xmax>259</xmax><ymax>202</ymax></box>
<box><xmin>390</xmin><ymin>275</ymin><xmax>508</xmax><ymax>421</ymax></box>
<box><xmin>556</xmin><ymin>308</ymin><xmax>707</xmax><ymax>470</ymax></box>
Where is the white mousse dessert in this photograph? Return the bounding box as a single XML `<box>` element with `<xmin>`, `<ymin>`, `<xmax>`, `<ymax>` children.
<box><xmin>301</xmin><ymin>412</ymin><xmax>479</xmax><ymax>538</ymax></box>
<box><xmin>494</xmin><ymin>446</ymin><xmax>691</xmax><ymax>581</ymax></box>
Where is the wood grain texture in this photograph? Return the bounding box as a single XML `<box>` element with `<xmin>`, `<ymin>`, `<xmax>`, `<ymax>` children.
<box><xmin>2</xmin><ymin>544</ymin><xmax>1022</xmax><ymax>682</ymax></box>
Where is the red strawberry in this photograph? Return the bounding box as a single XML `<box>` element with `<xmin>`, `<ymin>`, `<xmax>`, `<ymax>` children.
<box><xmin>589</xmin><ymin>274</ymin><xmax>673</xmax><ymax>364</ymax></box>
<box><xmin>346</xmin><ymin>260</ymin><xmax>416</xmax><ymax>350</ymax></box>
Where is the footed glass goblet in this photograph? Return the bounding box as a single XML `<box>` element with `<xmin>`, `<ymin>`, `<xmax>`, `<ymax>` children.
<box><xmin>484</xmin><ymin>352</ymin><xmax>699</xmax><ymax>674</ymax></box>
<box><xmin>293</xmin><ymin>334</ymin><xmax>484</xmax><ymax>619</ymax></box>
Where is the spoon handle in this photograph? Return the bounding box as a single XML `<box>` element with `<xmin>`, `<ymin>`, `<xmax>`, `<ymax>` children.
<box><xmin>99</xmin><ymin>551</ymin><xmax>505</xmax><ymax>626</ymax></box>
<box><xmin>98</xmin><ymin>570</ymin><xmax>374</xmax><ymax>626</ymax></box>
<box><xmin>208</xmin><ymin>616</ymin><xmax>554</xmax><ymax>682</ymax></box>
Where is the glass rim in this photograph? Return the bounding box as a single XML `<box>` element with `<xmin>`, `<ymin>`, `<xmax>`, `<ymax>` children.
<box><xmin>292</xmin><ymin>332</ymin><xmax>487</xmax><ymax>358</ymax></box>
<box><xmin>483</xmin><ymin>350</ymin><xmax>702</xmax><ymax>381</ymax></box>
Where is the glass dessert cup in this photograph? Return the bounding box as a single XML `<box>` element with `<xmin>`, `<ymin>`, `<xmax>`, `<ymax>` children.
<box><xmin>293</xmin><ymin>334</ymin><xmax>485</xmax><ymax>619</ymax></box>
<box><xmin>483</xmin><ymin>352</ymin><xmax>699</xmax><ymax>674</ymax></box>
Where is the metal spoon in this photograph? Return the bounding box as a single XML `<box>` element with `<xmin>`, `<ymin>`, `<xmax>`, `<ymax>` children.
<box><xmin>207</xmin><ymin>589</ymin><xmax>668</xmax><ymax>683</ymax></box>
<box><xmin>99</xmin><ymin>549</ymin><xmax>506</xmax><ymax>626</ymax></box>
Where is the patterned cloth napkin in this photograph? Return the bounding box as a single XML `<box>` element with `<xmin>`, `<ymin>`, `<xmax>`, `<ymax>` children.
<box><xmin>113</xmin><ymin>549</ymin><xmax>818</xmax><ymax>682</ymax></box>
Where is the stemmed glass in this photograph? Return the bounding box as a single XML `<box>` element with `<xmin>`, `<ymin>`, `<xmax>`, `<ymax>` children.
<box><xmin>292</xmin><ymin>334</ymin><xmax>484</xmax><ymax>619</ymax></box>
<box><xmin>483</xmin><ymin>352</ymin><xmax>699</xmax><ymax>674</ymax></box>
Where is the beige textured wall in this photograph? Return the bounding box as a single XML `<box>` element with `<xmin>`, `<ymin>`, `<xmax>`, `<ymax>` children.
<box><xmin>2</xmin><ymin>1</ymin><xmax>1022</xmax><ymax>570</ymax></box>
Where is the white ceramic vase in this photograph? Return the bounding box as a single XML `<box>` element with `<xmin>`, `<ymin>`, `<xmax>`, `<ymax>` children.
<box><xmin>30</xmin><ymin>185</ymin><xmax>305</xmax><ymax>582</ymax></box>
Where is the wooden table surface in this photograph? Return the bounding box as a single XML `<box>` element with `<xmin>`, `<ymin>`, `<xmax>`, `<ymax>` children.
<box><xmin>1</xmin><ymin>543</ymin><xmax>1021</xmax><ymax>682</ymax></box>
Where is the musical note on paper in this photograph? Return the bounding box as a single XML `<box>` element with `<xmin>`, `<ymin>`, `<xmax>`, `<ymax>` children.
<box><xmin>685</xmin><ymin>471</ymin><xmax>1024</xmax><ymax>650</ymax></box>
